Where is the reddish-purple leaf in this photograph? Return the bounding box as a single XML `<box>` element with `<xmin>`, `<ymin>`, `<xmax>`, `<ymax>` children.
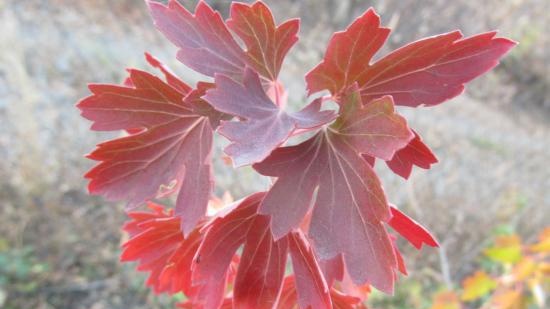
<box><xmin>78</xmin><ymin>65</ymin><xmax>214</xmax><ymax>236</ymax></box>
<box><xmin>205</xmin><ymin>68</ymin><xmax>336</xmax><ymax>166</ymax></box>
<box><xmin>227</xmin><ymin>1</ymin><xmax>299</xmax><ymax>81</ymax></box>
<box><xmin>386</xmin><ymin>130</ymin><xmax>438</xmax><ymax>179</ymax></box>
<box><xmin>254</xmin><ymin>92</ymin><xmax>412</xmax><ymax>293</ymax></box>
<box><xmin>389</xmin><ymin>206</ymin><xmax>439</xmax><ymax>249</ymax></box>
<box><xmin>306</xmin><ymin>9</ymin><xmax>516</xmax><ymax>107</ymax></box>
<box><xmin>147</xmin><ymin>0</ymin><xmax>246</xmax><ymax>78</ymax></box>
<box><xmin>288</xmin><ymin>231</ymin><xmax>332</xmax><ymax>309</ymax></box>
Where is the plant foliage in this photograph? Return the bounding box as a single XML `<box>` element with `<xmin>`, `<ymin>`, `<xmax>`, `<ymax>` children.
<box><xmin>78</xmin><ymin>1</ymin><xmax>515</xmax><ymax>307</ymax></box>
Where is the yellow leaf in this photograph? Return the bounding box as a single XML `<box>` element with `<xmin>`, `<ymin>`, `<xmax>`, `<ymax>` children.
<box><xmin>511</xmin><ymin>257</ymin><xmax>536</xmax><ymax>282</ymax></box>
<box><xmin>462</xmin><ymin>271</ymin><xmax>497</xmax><ymax>301</ymax></box>
<box><xmin>488</xmin><ymin>288</ymin><xmax>525</xmax><ymax>309</ymax></box>
<box><xmin>529</xmin><ymin>227</ymin><xmax>550</xmax><ymax>253</ymax></box>
<box><xmin>485</xmin><ymin>235</ymin><xmax>522</xmax><ymax>264</ymax></box>
<box><xmin>431</xmin><ymin>291</ymin><xmax>462</xmax><ymax>309</ymax></box>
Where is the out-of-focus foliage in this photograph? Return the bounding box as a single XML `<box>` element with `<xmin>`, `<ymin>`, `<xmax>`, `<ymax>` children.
<box><xmin>430</xmin><ymin>227</ymin><xmax>550</xmax><ymax>309</ymax></box>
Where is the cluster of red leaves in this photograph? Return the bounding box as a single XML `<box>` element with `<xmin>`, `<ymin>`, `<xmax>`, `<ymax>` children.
<box><xmin>78</xmin><ymin>1</ymin><xmax>514</xmax><ymax>308</ymax></box>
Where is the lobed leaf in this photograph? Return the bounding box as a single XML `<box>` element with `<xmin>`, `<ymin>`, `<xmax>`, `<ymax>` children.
<box><xmin>147</xmin><ymin>0</ymin><xmax>246</xmax><ymax>78</ymax></box>
<box><xmin>254</xmin><ymin>92</ymin><xmax>414</xmax><ymax>293</ymax></box>
<box><xmin>386</xmin><ymin>130</ymin><xmax>438</xmax><ymax>179</ymax></box>
<box><xmin>148</xmin><ymin>0</ymin><xmax>299</xmax><ymax>82</ymax></box>
<box><xmin>78</xmin><ymin>58</ymin><xmax>215</xmax><ymax>235</ymax></box>
<box><xmin>306</xmin><ymin>9</ymin><xmax>516</xmax><ymax>108</ymax></box>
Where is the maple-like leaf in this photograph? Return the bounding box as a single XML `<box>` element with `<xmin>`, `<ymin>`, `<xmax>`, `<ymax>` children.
<box><xmin>148</xmin><ymin>0</ymin><xmax>298</xmax><ymax>82</ymax></box>
<box><xmin>254</xmin><ymin>91</ymin><xmax>413</xmax><ymax>293</ymax></box>
<box><xmin>306</xmin><ymin>8</ymin><xmax>516</xmax><ymax>107</ymax></box>
<box><xmin>388</xmin><ymin>206</ymin><xmax>439</xmax><ymax>249</ymax></box>
<box><xmin>78</xmin><ymin>58</ymin><xmax>215</xmax><ymax>235</ymax></box>
<box><xmin>227</xmin><ymin>1</ymin><xmax>299</xmax><ymax>81</ymax></box>
<box><xmin>205</xmin><ymin>68</ymin><xmax>336</xmax><ymax>166</ymax></box>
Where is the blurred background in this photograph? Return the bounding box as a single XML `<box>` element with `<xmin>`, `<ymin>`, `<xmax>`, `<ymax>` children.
<box><xmin>0</xmin><ymin>0</ymin><xmax>548</xmax><ymax>308</ymax></box>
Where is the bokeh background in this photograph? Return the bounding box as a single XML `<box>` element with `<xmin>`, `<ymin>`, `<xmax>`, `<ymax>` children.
<box><xmin>0</xmin><ymin>0</ymin><xmax>548</xmax><ymax>308</ymax></box>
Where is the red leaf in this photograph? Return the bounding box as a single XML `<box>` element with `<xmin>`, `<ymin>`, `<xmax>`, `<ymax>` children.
<box><xmin>233</xmin><ymin>216</ymin><xmax>288</xmax><ymax>309</ymax></box>
<box><xmin>288</xmin><ymin>231</ymin><xmax>332</xmax><ymax>309</ymax></box>
<box><xmin>388</xmin><ymin>206</ymin><xmax>439</xmax><ymax>249</ymax></box>
<box><xmin>306</xmin><ymin>9</ymin><xmax>516</xmax><ymax>107</ymax></box>
<box><xmin>385</xmin><ymin>130</ymin><xmax>438</xmax><ymax>179</ymax></box>
<box><xmin>305</xmin><ymin>9</ymin><xmax>389</xmax><ymax>97</ymax></box>
<box><xmin>227</xmin><ymin>1</ymin><xmax>299</xmax><ymax>81</ymax></box>
<box><xmin>122</xmin><ymin>203</ymin><xmax>233</xmax><ymax>309</ymax></box>
<box><xmin>78</xmin><ymin>63</ymin><xmax>214</xmax><ymax>235</ymax></box>
<box><xmin>205</xmin><ymin>68</ymin><xmax>336</xmax><ymax>166</ymax></box>
<box><xmin>147</xmin><ymin>0</ymin><xmax>246</xmax><ymax>78</ymax></box>
<box><xmin>121</xmin><ymin>203</ymin><xmax>202</xmax><ymax>295</ymax></box>
<box><xmin>254</xmin><ymin>92</ymin><xmax>413</xmax><ymax>293</ymax></box>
